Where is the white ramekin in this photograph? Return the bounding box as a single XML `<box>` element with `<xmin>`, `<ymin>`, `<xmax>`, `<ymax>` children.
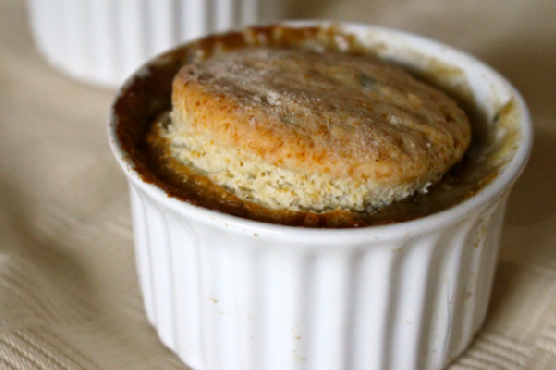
<box><xmin>108</xmin><ymin>22</ymin><xmax>533</xmax><ymax>370</ymax></box>
<box><xmin>26</xmin><ymin>0</ymin><xmax>288</xmax><ymax>87</ymax></box>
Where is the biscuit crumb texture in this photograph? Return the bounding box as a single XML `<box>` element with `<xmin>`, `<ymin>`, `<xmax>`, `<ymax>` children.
<box><xmin>166</xmin><ymin>49</ymin><xmax>471</xmax><ymax>212</ymax></box>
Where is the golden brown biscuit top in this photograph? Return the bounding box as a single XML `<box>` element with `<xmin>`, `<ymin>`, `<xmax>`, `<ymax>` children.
<box><xmin>172</xmin><ymin>49</ymin><xmax>471</xmax><ymax>187</ymax></box>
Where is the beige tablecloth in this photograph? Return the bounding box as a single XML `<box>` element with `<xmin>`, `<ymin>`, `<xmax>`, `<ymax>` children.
<box><xmin>1</xmin><ymin>0</ymin><xmax>555</xmax><ymax>368</ymax></box>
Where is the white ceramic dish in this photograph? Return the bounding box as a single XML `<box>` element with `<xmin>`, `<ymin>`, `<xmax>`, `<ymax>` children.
<box><xmin>26</xmin><ymin>0</ymin><xmax>288</xmax><ymax>87</ymax></box>
<box><xmin>108</xmin><ymin>22</ymin><xmax>533</xmax><ymax>370</ymax></box>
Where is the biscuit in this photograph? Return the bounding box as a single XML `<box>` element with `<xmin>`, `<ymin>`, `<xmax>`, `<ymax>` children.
<box><xmin>164</xmin><ymin>49</ymin><xmax>471</xmax><ymax>212</ymax></box>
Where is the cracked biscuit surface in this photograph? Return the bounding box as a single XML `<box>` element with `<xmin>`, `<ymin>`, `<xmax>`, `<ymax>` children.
<box><xmin>164</xmin><ymin>49</ymin><xmax>471</xmax><ymax>212</ymax></box>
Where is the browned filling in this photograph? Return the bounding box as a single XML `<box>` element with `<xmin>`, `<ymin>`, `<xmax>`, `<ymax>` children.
<box><xmin>114</xmin><ymin>25</ymin><xmax>499</xmax><ymax>228</ymax></box>
<box><xmin>145</xmin><ymin>112</ymin><xmax>495</xmax><ymax>228</ymax></box>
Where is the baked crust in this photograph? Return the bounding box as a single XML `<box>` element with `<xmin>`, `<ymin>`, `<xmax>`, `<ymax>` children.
<box><xmin>170</xmin><ymin>48</ymin><xmax>471</xmax><ymax>211</ymax></box>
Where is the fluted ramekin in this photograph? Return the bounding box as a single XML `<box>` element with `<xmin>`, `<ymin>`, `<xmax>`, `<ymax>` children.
<box><xmin>26</xmin><ymin>0</ymin><xmax>288</xmax><ymax>87</ymax></box>
<box><xmin>108</xmin><ymin>22</ymin><xmax>533</xmax><ymax>370</ymax></box>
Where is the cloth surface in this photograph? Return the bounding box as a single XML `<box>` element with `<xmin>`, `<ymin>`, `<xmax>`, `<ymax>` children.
<box><xmin>1</xmin><ymin>0</ymin><xmax>555</xmax><ymax>368</ymax></box>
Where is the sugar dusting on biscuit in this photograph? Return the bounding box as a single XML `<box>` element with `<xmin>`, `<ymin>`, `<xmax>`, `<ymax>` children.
<box><xmin>164</xmin><ymin>49</ymin><xmax>471</xmax><ymax>212</ymax></box>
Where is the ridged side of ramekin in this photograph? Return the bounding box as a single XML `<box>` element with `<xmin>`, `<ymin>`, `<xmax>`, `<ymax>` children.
<box><xmin>26</xmin><ymin>0</ymin><xmax>285</xmax><ymax>87</ymax></box>
<box><xmin>109</xmin><ymin>22</ymin><xmax>533</xmax><ymax>370</ymax></box>
<box><xmin>129</xmin><ymin>180</ymin><xmax>507</xmax><ymax>370</ymax></box>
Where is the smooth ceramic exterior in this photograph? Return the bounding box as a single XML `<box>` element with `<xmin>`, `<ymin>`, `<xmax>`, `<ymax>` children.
<box><xmin>109</xmin><ymin>23</ymin><xmax>533</xmax><ymax>370</ymax></box>
<box><xmin>26</xmin><ymin>0</ymin><xmax>287</xmax><ymax>87</ymax></box>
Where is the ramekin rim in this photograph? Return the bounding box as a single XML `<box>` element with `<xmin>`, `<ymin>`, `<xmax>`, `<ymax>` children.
<box><xmin>108</xmin><ymin>20</ymin><xmax>533</xmax><ymax>243</ymax></box>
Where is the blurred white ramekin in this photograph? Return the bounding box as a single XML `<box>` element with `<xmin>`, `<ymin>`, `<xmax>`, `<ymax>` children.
<box><xmin>108</xmin><ymin>22</ymin><xmax>533</xmax><ymax>370</ymax></box>
<box><xmin>26</xmin><ymin>0</ymin><xmax>287</xmax><ymax>87</ymax></box>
